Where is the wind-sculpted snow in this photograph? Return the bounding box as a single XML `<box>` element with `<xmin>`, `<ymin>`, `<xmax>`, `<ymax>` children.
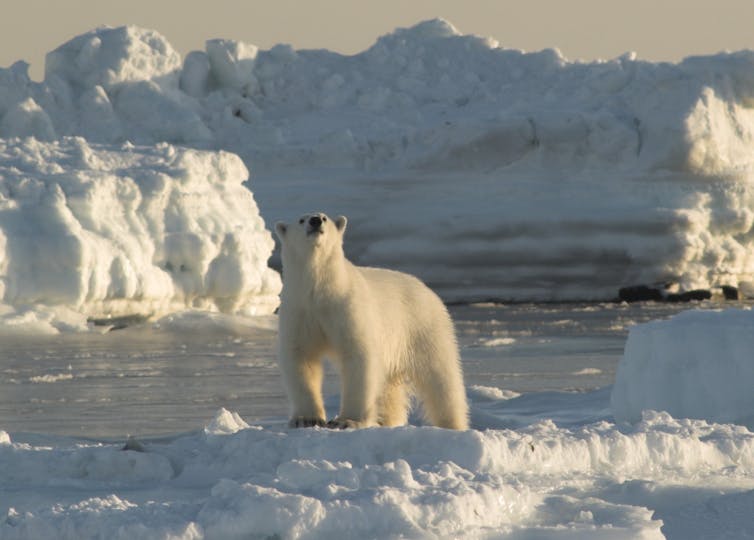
<box><xmin>2</xmin><ymin>407</ymin><xmax>754</xmax><ymax>539</ymax></box>
<box><xmin>0</xmin><ymin>137</ymin><xmax>281</xmax><ymax>330</ymax></box>
<box><xmin>2</xmin><ymin>20</ymin><xmax>754</xmax><ymax>301</ymax></box>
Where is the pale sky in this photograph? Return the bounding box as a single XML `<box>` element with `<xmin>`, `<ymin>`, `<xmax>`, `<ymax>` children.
<box><xmin>4</xmin><ymin>0</ymin><xmax>754</xmax><ymax>81</ymax></box>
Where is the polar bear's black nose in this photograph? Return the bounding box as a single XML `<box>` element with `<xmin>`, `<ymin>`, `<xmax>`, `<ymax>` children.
<box><xmin>309</xmin><ymin>216</ymin><xmax>323</xmax><ymax>228</ymax></box>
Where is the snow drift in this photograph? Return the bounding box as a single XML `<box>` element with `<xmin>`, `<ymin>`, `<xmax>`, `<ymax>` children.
<box><xmin>4</xmin><ymin>405</ymin><xmax>754</xmax><ymax>539</ymax></box>
<box><xmin>0</xmin><ymin>137</ymin><xmax>281</xmax><ymax>329</ymax></box>
<box><xmin>3</xmin><ymin>20</ymin><xmax>754</xmax><ymax>303</ymax></box>
<box><xmin>612</xmin><ymin>308</ymin><xmax>754</xmax><ymax>428</ymax></box>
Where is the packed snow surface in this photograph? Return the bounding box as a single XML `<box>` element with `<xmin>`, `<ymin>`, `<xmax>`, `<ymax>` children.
<box><xmin>0</xmin><ymin>137</ymin><xmax>281</xmax><ymax>330</ymax></box>
<box><xmin>612</xmin><ymin>307</ymin><xmax>754</xmax><ymax>428</ymax></box>
<box><xmin>2</xmin><ymin>404</ymin><xmax>753</xmax><ymax>539</ymax></box>
<box><xmin>3</xmin><ymin>20</ymin><xmax>754</xmax><ymax>302</ymax></box>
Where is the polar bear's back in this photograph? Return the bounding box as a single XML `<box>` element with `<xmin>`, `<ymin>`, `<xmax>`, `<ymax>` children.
<box><xmin>357</xmin><ymin>265</ymin><xmax>449</xmax><ymax>319</ymax></box>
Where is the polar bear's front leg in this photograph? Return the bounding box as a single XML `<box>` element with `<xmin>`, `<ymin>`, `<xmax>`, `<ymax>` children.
<box><xmin>328</xmin><ymin>350</ymin><xmax>381</xmax><ymax>429</ymax></box>
<box><xmin>281</xmin><ymin>356</ymin><xmax>327</xmax><ymax>427</ymax></box>
<box><xmin>278</xmin><ymin>341</ymin><xmax>327</xmax><ymax>428</ymax></box>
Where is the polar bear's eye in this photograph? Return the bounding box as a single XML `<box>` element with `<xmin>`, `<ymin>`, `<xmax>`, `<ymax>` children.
<box><xmin>299</xmin><ymin>218</ymin><xmax>304</xmax><ymax>224</ymax></box>
<box><xmin>322</xmin><ymin>216</ymin><xmax>327</xmax><ymax>222</ymax></box>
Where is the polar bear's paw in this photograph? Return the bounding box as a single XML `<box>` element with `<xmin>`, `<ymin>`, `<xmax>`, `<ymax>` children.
<box><xmin>326</xmin><ymin>417</ymin><xmax>373</xmax><ymax>429</ymax></box>
<box><xmin>289</xmin><ymin>416</ymin><xmax>327</xmax><ymax>428</ymax></box>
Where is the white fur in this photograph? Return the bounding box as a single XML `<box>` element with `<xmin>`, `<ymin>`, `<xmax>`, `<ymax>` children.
<box><xmin>275</xmin><ymin>212</ymin><xmax>468</xmax><ymax>430</ymax></box>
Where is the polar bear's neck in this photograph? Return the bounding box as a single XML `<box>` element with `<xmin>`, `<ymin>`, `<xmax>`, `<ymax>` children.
<box><xmin>281</xmin><ymin>246</ymin><xmax>351</xmax><ymax>299</ymax></box>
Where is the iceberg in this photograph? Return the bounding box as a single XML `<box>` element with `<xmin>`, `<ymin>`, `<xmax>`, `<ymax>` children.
<box><xmin>612</xmin><ymin>308</ymin><xmax>754</xmax><ymax>428</ymax></box>
<box><xmin>2</xmin><ymin>20</ymin><xmax>754</xmax><ymax>306</ymax></box>
<box><xmin>0</xmin><ymin>137</ymin><xmax>281</xmax><ymax>329</ymax></box>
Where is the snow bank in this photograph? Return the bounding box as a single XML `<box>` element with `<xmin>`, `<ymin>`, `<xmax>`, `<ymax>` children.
<box><xmin>0</xmin><ymin>137</ymin><xmax>281</xmax><ymax>328</ymax></box>
<box><xmin>612</xmin><ymin>308</ymin><xmax>754</xmax><ymax>427</ymax></box>
<box><xmin>5</xmin><ymin>407</ymin><xmax>754</xmax><ymax>539</ymax></box>
<box><xmin>3</xmin><ymin>21</ymin><xmax>754</xmax><ymax>300</ymax></box>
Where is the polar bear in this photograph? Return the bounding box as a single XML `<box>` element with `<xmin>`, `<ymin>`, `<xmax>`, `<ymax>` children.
<box><xmin>274</xmin><ymin>212</ymin><xmax>468</xmax><ymax>430</ymax></box>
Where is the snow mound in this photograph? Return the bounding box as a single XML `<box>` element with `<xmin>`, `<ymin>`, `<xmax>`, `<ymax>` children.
<box><xmin>3</xmin><ymin>21</ymin><xmax>754</xmax><ymax>300</ymax></box>
<box><xmin>0</xmin><ymin>137</ymin><xmax>281</xmax><ymax>328</ymax></box>
<box><xmin>612</xmin><ymin>308</ymin><xmax>754</xmax><ymax>427</ymax></box>
<box><xmin>204</xmin><ymin>408</ymin><xmax>252</xmax><ymax>435</ymax></box>
<box><xmin>5</xmin><ymin>409</ymin><xmax>754</xmax><ymax>539</ymax></box>
<box><xmin>468</xmin><ymin>385</ymin><xmax>521</xmax><ymax>401</ymax></box>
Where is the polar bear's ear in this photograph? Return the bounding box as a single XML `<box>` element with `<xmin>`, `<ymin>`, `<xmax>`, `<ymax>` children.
<box><xmin>275</xmin><ymin>222</ymin><xmax>287</xmax><ymax>240</ymax></box>
<box><xmin>335</xmin><ymin>215</ymin><xmax>347</xmax><ymax>233</ymax></box>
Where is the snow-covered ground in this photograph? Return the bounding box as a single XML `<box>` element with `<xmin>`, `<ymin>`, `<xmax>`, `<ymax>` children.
<box><xmin>2</xmin><ymin>302</ymin><xmax>754</xmax><ymax>539</ymax></box>
<box><xmin>4</xmin><ymin>407</ymin><xmax>753</xmax><ymax>540</ymax></box>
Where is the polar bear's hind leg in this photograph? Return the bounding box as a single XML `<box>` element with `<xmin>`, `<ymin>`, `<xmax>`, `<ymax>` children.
<box><xmin>377</xmin><ymin>379</ymin><xmax>409</xmax><ymax>427</ymax></box>
<box><xmin>413</xmin><ymin>338</ymin><xmax>469</xmax><ymax>430</ymax></box>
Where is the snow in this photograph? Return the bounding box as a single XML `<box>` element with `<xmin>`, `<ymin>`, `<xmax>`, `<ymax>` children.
<box><xmin>203</xmin><ymin>407</ymin><xmax>251</xmax><ymax>435</ymax></box>
<box><xmin>28</xmin><ymin>373</ymin><xmax>74</xmax><ymax>384</ymax></box>
<box><xmin>612</xmin><ymin>308</ymin><xmax>754</xmax><ymax>429</ymax></box>
<box><xmin>0</xmin><ymin>137</ymin><xmax>281</xmax><ymax>330</ymax></box>
<box><xmin>1</xmin><ymin>402</ymin><xmax>753</xmax><ymax>539</ymax></box>
<box><xmin>2</xmin><ymin>20</ymin><xmax>754</xmax><ymax>302</ymax></box>
<box><xmin>479</xmin><ymin>336</ymin><xmax>517</xmax><ymax>347</ymax></box>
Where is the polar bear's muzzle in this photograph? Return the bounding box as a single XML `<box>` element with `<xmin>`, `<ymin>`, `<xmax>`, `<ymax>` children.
<box><xmin>306</xmin><ymin>215</ymin><xmax>325</xmax><ymax>236</ymax></box>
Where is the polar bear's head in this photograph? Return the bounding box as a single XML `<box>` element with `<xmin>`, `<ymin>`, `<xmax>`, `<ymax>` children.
<box><xmin>275</xmin><ymin>212</ymin><xmax>348</xmax><ymax>262</ymax></box>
